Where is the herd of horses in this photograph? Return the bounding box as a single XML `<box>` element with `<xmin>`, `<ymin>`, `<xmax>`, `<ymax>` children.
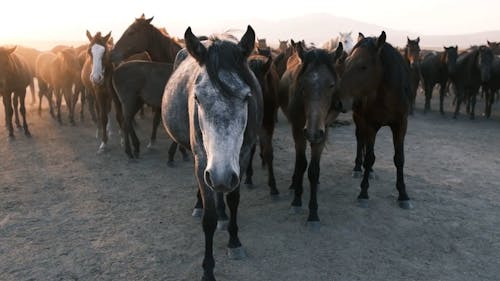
<box><xmin>1</xmin><ymin>14</ymin><xmax>499</xmax><ymax>281</ymax></box>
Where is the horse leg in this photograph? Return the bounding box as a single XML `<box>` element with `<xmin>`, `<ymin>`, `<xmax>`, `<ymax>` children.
<box><xmin>200</xmin><ymin>189</ymin><xmax>217</xmax><ymax>281</ymax></box>
<box><xmin>12</xmin><ymin>94</ymin><xmax>21</xmax><ymax>128</ymax></box>
<box><xmin>167</xmin><ymin>141</ymin><xmax>178</xmax><ymax>167</ymax></box>
<box><xmin>439</xmin><ymin>82</ymin><xmax>446</xmax><ymax>115</ymax></box>
<box><xmin>147</xmin><ymin>107</ymin><xmax>161</xmax><ymax>150</ymax></box>
<box><xmin>469</xmin><ymin>90</ymin><xmax>477</xmax><ymax>120</ymax></box>
<box><xmin>306</xmin><ymin>140</ymin><xmax>326</xmax><ymax>228</ymax></box>
<box><xmin>96</xmin><ymin>93</ymin><xmax>109</xmax><ymax>153</ymax></box>
<box><xmin>180</xmin><ymin>145</ymin><xmax>190</xmax><ymax>161</ymax></box>
<box><xmin>243</xmin><ymin>144</ymin><xmax>256</xmax><ymax>187</ymax></box>
<box><xmin>226</xmin><ymin>188</ymin><xmax>245</xmax><ymax>259</ymax></box>
<box><xmin>290</xmin><ymin>126</ymin><xmax>307</xmax><ymax>212</ymax></box>
<box><xmin>352</xmin><ymin>118</ymin><xmax>364</xmax><ymax>178</ymax></box>
<box><xmin>129</xmin><ymin>104</ymin><xmax>142</xmax><ymax>158</ymax></box>
<box><xmin>215</xmin><ymin>192</ymin><xmax>228</xmax><ymax>230</ymax></box>
<box><xmin>391</xmin><ymin>120</ymin><xmax>411</xmax><ymax>209</ymax></box>
<box><xmin>261</xmin><ymin>120</ymin><xmax>278</xmax><ymax>196</ymax></box>
<box><xmin>122</xmin><ymin>108</ymin><xmax>134</xmax><ymax>159</ymax></box>
<box><xmin>192</xmin><ymin>189</ymin><xmax>204</xmax><ymax>217</ymax></box>
<box><xmin>63</xmin><ymin>86</ymin><xmax>75</xmax><ymax>125</ymax></box>
<box><xmin>2</xmin><ymin>93</ymin><xmax>14</xmax><ymax>138</ymax></box>
<box><xmin>54</xmin><ymin>88</ymin><xmax>63</xmax><ymax>124</ymax></box>
<box><xmin>424</xmin><ymin>83</ymin><xmax>432</xmax><ymax>113</ymax></box>
<box><xmin>29</xmin><ymin>79</ymin><xmax>36</xmax><ymax>106</ymax></box>
<box><xmin>86</xmin><ymin>89</ymin><xmax>97</xmax><ymax>123</ymax></box>
<box><xmin>453</xmin><ymin>86</ymin><xmax>463</xmax><ymax>119</ymax></box>
<box><xmin>357</xmin><ymin>124</ymin><xmax>378</xmax><ymax>207</ymax></box>
<box><xmin>17</xmin><ymin>89</ymin><xmax>31</xmax><ymax>137</ymax></box>
<box><xmin>485</xmin><ymin>88</ymin><xmax>493</xmax><ymax>118</ymax></box>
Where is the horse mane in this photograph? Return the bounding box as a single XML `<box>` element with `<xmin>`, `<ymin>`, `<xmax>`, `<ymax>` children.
<box><xmin>352</xmin><ymin>37</ymin><xmax>410</xmax><ymax>99</ymax></box>
<box><xmin>297</xmin><ymin>48</ymin><xmax>337</xmax><ymax>80</ymax></box>
<box><xmin>203</xmin><ymin>34</ymin><xmax>257</xmax><ymax>97</ymax></box>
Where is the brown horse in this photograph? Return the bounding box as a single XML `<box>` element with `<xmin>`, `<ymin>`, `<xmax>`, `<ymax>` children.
<box><xmin>13</xmin><ymin>46</ymin><xmax>39</xmax><ymax>105</ymax></box>
<box><xmin>52</xmin><ymin>47</ymin><xmax>80</xmax><ymax>125</ymax></box>
<box><xmin>337</xmin><ymin>31</ymin><xmax>412</xmax><ymax>209</ymax></box>
<box><xmin>110</xmin><ymin>14</ymin><xmax>182</xmax><ymax>64</ymax></box>
<box><xmin>81</xmin><ymin>30</ymin><xmax>123</xmax><ymax>154</ymax></box>
<box><xmin>245</xmin><ymin>53</ymin><xmax>280</xmax><ymax>196</ymax></box>
<box><xmin>73</xmin><ymin>47</ymin><xmax>97</xmax><ymax>123</ymax></box>
<box><xmin>404</xmin><ymin>37</ymin><xmax>421</xmax><ymax>114</ymax></box>
<box><xmin>279</xmin><ymin>41</ymin><xmax>344</xmax><ymax>227</ymax></box>
<box><xmin>0</xmin><ymin>46</ymin><xmax>32</xmax><ymax>137</ymax></box>
<box><xmin>35</xmin><ymin>51</ymin><xmax>57</xmax><ymax>118</ymax></box>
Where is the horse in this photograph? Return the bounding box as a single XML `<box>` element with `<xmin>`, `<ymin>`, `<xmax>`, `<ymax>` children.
<box><xmin>336</xmin><ymin>31</ymin><xmax>412</xmax><ymax>209</ymax></box>
<box><xmin>81</xmin><ymin>30</ymin><xmax>124</xmax><ymax>153</ymax></box>
<box><xmin>279</xmin><ymin>40</ymin><xmax>344</xmax><ymax>226</ymax></box>
<box><xmin>51</xmin><ymin>47</ymin><xmax>80</xmax><ymax>125</ymax></box>
<box><xmin>112</xmin><ymin>60</ymin><xmax>184</xmax><ymax>159</ymax></box>
<box><xmin>404</xmin><ymin>37</ymin><xmax>421</xmax><ymax>114</ymax></box>
<box><xmin>273</xmin><ymin>40</ymin><xmax>294</xmax><ymax>78</ymax></box>
<box><xmin>420</xmin><ymin>46</ymin><xmax>458</xmax><ymax>114</ymax></box>
<box><xmin>322</xmin><ymin>32</ymin><xmax>354</xmax><ymax>54</ymax></box>
<box><xmin>483</xmin><ymin>54</ymin><xmax>500</xmax><ymax>118</ymax></box>
<box><xmin>0</xmin><ymin>46</ymin><xmax>32</xmax><ymax>137</ymax></box>
<box><xmin>161</xmin><ymin>26</ymin><xmax>261</xmax><ymax>281</ymax></box>
<box><xmin>245</xmin><ymin>53</ymin><xmax>280</xmax><ymax>195</ymax></box>
<box><xmin>449</xmin><ymin>45</ymin><xmax>494</xmax><ymax>119</ymax></box>
<box><xmin>110</xmin><ymin>14</ymin><xmax>182</xmax><ymax>64</ymax></box>
<box><xmin>35</xmin><ymin>52</ymin><xmax>57</xmax><ymax>118</ymax></box>
<box><xmin>73</xmin><ymin>47</ymin><xmax>97</xmax><ymax>123</ymax></box>
<box><xmin>13</xmin><ymin>46</ymin><xmax>39</xmax><ymax>105</ymax></box>
<box><xmin>487</xmin><ymin>40</ymin><xmax>500</xmax><ymax>55</ymax></box>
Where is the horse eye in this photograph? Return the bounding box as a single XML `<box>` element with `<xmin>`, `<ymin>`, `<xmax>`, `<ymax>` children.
<box><xmin>194</xmin><ymin>95</ymin><xmax>199</xmax><ymax>102</ymax></box>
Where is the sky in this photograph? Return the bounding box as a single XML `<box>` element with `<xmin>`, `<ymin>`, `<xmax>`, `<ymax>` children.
<box><xmin>1</xmin><ymin>0</ymin><xmax>500</xmax><ymax>45</ymax></box>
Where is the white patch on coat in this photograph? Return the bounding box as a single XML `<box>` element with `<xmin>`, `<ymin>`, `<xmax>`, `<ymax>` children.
<box><xmin>90</xmin><ymin>44</ymin><xmax>105</xmax><ymax>85</ymax></box>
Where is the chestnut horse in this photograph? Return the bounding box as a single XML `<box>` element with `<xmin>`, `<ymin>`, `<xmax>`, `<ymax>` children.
<box><xmin>81</xmin><ymin>31</ymin><xmax>123</xmax><ymax>153</ymax></box>
<box><xmin>161</xmin><ymin>26</ymin><xmax>261</xmax><ymax>281</ymax></box>
<box><xmin>0</xmin><ymin>46</ymin><xmax>32</xmax><ymax>137</ymax></box>
<box><xmin>279</xmin><ymin>41</ymin><xmax>344</xmax><ymax>227</ymax></box>
<box><xmin>337</xmin><ymin>31</ymin><xmax>412</xmax><ymax>209</ymax></box>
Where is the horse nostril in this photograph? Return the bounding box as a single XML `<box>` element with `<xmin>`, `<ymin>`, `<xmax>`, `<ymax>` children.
<box><xmin>204</xmin><ymin>170</ymin><xmax>213</xmax><ymax>188</ymax></box>
<box><xmin>317</xmin><ymin>129</ymin><xmax>325</xmax><ymax>140</ymax></box>
<box><xmin>230</xmin><ymin>172</ymin><xmax>240</xmax><ymax>189</ymax></box>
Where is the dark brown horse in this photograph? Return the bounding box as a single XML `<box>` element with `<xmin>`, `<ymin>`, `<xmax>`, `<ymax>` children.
<box><xmin>279</xmin><ymin>41</ymin><xmax>344</xmax><ymax>227</ymax></box>
<box><xmin>13</xmin><ymin>46</ymin><xmax>39</xmax><ymax>105</ymax></box>
<box><xmin>420</xmin><ymin>46</ymin><xmax>458</xmax><ymax>114</ymax></box>
<box><xmin>0</xmin><ymin>46</ymin><xmax>32</xmax><ymax>137</ymax></box>
<box><xmin>110</xmin><ymin>14</ymin><xmax>182</xmax><ymax>64</ymax></box>
<box><xmin>483</xmin><ymin>54</ymin><xmax>500</xmax><ymax>118</ymax></box>
<box><xmin>246</xmin><ymin>53</ymin><xmax>280</xmax><ymax>195</ymax></box>
<box><xmin>81</xmin><ymin>30</ymin><xmax>124</xmax><ymax>153</ymax></box>
<box><xmin>337</xmin><ymin>31</ymin><xmax>412</xmax><ymax>209</ymax></box>
<box><xmin>449</xmin><ymin>45</ymin><xmax>494</xmax><ymax>119</ymax></box>
<box><xmin>404</xmin><ymin>37</ymin><xmax>421</xmax><ymax>114</ymax></box>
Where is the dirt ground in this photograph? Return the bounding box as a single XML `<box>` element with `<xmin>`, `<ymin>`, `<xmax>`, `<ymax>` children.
<box><xmin>1</xmin><ymin>92</ymin><xmax>500</xmax><ymax>281</ymax></box>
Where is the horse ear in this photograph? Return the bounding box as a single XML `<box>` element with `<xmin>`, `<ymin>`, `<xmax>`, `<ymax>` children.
<box><xmin>86</xmin><ymin>30</ymin><xmax>93</xmax><ymax>42</ymax></box>
<box><xmin>357</xmin><ymin>33</ymin><xmax>365</xmax><ymax>42</ymax></box>
<box><xmin>290</xmin><ymin>39</ymin><xmax>296</xmax><ymax>46</ymax></box>
<box><xmin>238</xmin><ymin>25</ymin><xmax>256</xmax><ymax>58</ymax></box>
<box><xmin>331</xmin><ymin>42</ymin><xmax>343</xmax><ymax>61</ymax></box>
<box><xmin>6</xmin><ymin>46</ymin><xmax>16</xmax><ymax>54</ymax></box>
<box><xmin>185</xmin><ymin>27</ymin><xmax>207</xmax><ymax>65</ymax></box>
<box><xmin>416</xmin><ymin>37</ymin><xmax>420</xmax><ymax>44</ymax></box>
<box><xmin>146</xmin><ymin>17</ymin><xmax>154</xmax><ymax>24</ymax></box>
<box><xmin>376</xmin><ymin>31</ymin><xmax>386</xmax><ymax>54</ymax></box>
<box><xmin>407</xmin><ymin>36</ymin><xmax>410</xmax><ymax>43</ymax></box>
<box><xmin>103</xmin><ymin>32</ymin><xmax>112</xmax><ymax>43</ymax></box>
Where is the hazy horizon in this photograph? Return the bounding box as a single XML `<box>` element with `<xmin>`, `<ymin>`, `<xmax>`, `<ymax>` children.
<box><xmin>2</xmin><ymin>0</ymin><xmax>500</xmax><ymax>50</ymax></box>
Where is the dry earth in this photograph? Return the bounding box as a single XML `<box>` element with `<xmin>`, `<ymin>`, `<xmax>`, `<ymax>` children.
<box><xmin>1</xmin><ymin>93</ymin><xmax>500</xmax><ymax>281</ymax></box>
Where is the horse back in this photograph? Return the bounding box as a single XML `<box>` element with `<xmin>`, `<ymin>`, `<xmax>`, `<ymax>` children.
<box><xmin>5</xmin><ymin>53</ymin><xmax>32</xmax><ymax>91</ymax></box>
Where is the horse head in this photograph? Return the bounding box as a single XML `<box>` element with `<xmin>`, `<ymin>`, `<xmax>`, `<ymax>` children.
<box><xmin>85</xmin><ymin>30</ymin><xmax>112</xmax><ymax>85</ymax></box>
<box><xmin>443</xmin><ymin>46</ymin><xmax>458</xmax><ymax>75</ymax></box>
<box><xmin>477</xmin><ymin>45</ymin><xmax>494</xmax><ymax>83</ymax></box>
<box><xmin>0</xmin><ymin>46</ymin><xmax>16</xmax><ymax>92</ymax></box>
<box><xmin>110</xmin><ymin>15</ymin><xmax>154</xmax><ymax>63</ymax></box>
<box><xmin>185</xmin><ymin>25</ymin><xmax>259</xmax><ymax>193</ymax></box>
<box><xmin>294</xmin><ymin>41</ymin><xmax>343</xmax><ymax>144</ymax></box>
<box><xmin>339</xmin><ymin>31</ymin><xmax>354</xmax><ymax>54</ymax></box>
<box><xmin>405</xmin><ymin>36</ymin><xmax>421</xmax><ymax>67</ymax></box>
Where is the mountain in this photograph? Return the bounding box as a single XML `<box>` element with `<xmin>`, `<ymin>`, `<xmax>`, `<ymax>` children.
<box><xmin>189</xmin><ymin>13</ymin><xmax>500</xmax><ymax>49</ymax></box>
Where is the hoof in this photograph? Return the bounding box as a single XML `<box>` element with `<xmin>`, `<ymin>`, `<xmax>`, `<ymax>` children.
<box><xmin>289</xmin><ymin>206</ymin><xmax>303</xmax><ymax>214</ymax></box>
<box><xmin>192</xmin><ymin>208</ymin><xmax>203</xmax><ymax>218</ymax></box>
<box><xmin>182</xmin><ymin>155</ymin><xmax>191</xmax><ymax>162</ymax></box>
<box><xmin>227</xmin><ymin>246</ymin><xmax>246</xmax><ymax>260</ymax></box>
<box><xmin>399</xmin><ymin>200</ymin><xmax>413</xmax><ymax>210</ymax></box>
<box><xmin>357</xmin><ymin>198</ymin><xmax>369</xmax><ymax>208</ymax></box>
<box><xmin>167</xmin><ymin>161</ymin><xmax>176</xmax><ymax>168</ymax></box>
<box><xmin>217</xmin><ymin>220</ymin><xmax>228</xmax><ymax>231</ymax></box>
<box><xmin>24</xmin><ymin>131</ymin><xmax>32</xmax><ymax>137</ymax></box>
<box><xmin>305</xmin><ymin>221</ymin><xmax>321</xmax><ymax>232</ymax></box>
<box><xmin>352</xmin><ymin>170</ymin><xmax>363</xmax><ymax>178</ymax></box>
<box><xmin>97</xmin><ymin>143</ymin><xmax>108</xmax><ymax>154</ymax></box>
<box><xmin>147</xmin><ymin>142</ymin><xmax>155</xmax><ymax>150</ymax></box>
<box><xmin>368</xmin><ymin>171</ymin><xmax>378</xmax><ymax>180</ymax></box>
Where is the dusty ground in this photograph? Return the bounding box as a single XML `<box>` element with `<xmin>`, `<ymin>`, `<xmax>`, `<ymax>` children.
<box><xmin>1</xmin><ymin>92</ymin><xmax>500</xmax><ymax>281</ymax></box>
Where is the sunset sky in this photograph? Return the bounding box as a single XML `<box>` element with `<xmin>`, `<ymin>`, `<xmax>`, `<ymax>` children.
<box><xmin>2</xmin><ymin>0</ymin><xmax>500</xmax><ymax>46</ymax></box>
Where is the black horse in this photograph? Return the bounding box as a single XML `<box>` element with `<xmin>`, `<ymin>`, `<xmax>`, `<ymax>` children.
<box><xmin>449</xmin><ymin>46</ymin><xmax>494</xmax><ymax>119</ymax></box>
<box><xmin>420</xmin><ymin>46</ymin><xmax>458</xmax><ymax>114</ymax></box>
<box><xmin>482</xmin><ymin>53</ymin><xmax>500</xmax><ymax>118</ymax></box>
<box><xmin>337</xmin><ymin>31</ymin><xmax>412</xmax><ymax>209</ymax></box>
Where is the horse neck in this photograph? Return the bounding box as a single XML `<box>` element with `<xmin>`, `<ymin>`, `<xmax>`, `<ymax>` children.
<box><xmin>149</xmin><ymin>30</ymin><xmax>182</xmax><ymax>63</ymax></box>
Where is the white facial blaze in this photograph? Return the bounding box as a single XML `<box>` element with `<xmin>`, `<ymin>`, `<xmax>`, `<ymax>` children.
<box><xmin>197</xmin><ymin>71</ymin><xmax>250</xmax><ymax>185</ymax></box>
<box><xmin>90</xmin><ymin>44</ymin><xmax>105</xmax><ymax>85</ymax></box>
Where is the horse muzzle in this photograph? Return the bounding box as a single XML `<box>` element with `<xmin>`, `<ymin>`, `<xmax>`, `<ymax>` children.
<box><xmin>204</xmin><ymin>167</ymin><xmax>240</xmax><ymax>193</ymax></box>
<box><xmin>91</xmin><ymin>73</ymin><xmax>105</xmax><ymax>85</ymax></box>
<box><xmin>304</xmin><ymin>127</ymin><xmax>326</xmax><ymax>144</ymax></box>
